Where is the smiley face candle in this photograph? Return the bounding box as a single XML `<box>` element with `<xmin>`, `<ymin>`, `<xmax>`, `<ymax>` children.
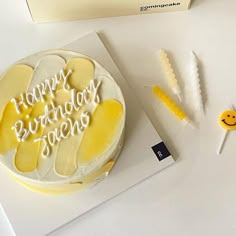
<box><xmin>217</xmin><ymin>110</ymin><xmax>236</xmax><ymax>154</ymax></box>
<box><xmin>219</xmin><ymin>110</ymin><xmax>236</xmax><ymax>130</ymax></box>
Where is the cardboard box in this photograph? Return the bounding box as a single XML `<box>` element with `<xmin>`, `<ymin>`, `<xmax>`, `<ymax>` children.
<box><xmin>26</xmin><ymin>0</ymin><xmax>191</xmax><ymax>23</ymax></box>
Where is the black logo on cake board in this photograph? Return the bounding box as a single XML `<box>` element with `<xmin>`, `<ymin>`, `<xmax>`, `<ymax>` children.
<box><xmin>151</xmin><ymin>142</ymin><xmax>171</xmax><ymax>161</ymax></box>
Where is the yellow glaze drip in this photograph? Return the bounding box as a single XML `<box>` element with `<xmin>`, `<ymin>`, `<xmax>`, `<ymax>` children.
<box><xmin>36</xmin><ymin>90</ymin><xmax>71</xmax><ymax>177</ymax></box>
<box><xmin>0</xmin><ymin>64</ymin><xmax>33</xmax><ymax>114</ymax></box>
<box><xmin>54</xmin><ymin>66</ymin><xmax>94</xmax><ymax>176</ymax></box>
<box><xmin>153</xmin><ymin>85</ymin><xmax>186</xmax><ymax>120</ymax></box>
<box><xmin>0</xmin><ymin>102</ymin><xmax>31</xmax><ymax>154</ymax></box>
<box><xmin>77</xmin><ymin>99</ymin><xmax>123</xmax><ymax>165</ymax></box>
<box><xmin>65</xmin><ymin>58</ymin><xmax>95</xmax><ymax>91</ymax></box>
<box><xmin>14</xmin><ymin>102</ymin><xmax>45</xmax><ymax>172</ymax></box>
<box><xmin>54</xmin><ymin>109</ymin><xmax>84</xmax><ymax>176</ymax></box>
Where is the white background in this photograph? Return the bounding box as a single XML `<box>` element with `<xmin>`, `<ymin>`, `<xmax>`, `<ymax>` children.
<box><xmin>1</xmin><ymin>0</ymin><xmax>236</xmax><ymax>235</ymax></box>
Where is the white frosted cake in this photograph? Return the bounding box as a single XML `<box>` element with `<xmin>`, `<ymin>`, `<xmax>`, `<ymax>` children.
<box><xmin>0</xmin><ymin>50</ymin><xmax>125</xmax><ymax>194</ymax></box>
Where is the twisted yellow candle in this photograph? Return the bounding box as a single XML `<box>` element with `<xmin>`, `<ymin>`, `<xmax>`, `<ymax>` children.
<box><xmin>159</xmin><ymin>49</ymin><xmax>182</xmax><ymax>102</ymax></box>
<box><xmin>153</xmin><ymin>85</ymin><xmax>193</xmax><ymax>127</ymax></box>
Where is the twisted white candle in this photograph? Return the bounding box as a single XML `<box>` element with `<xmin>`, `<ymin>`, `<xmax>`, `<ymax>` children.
<box><xmin>190</xmin><ymin>51</ymin><xmax>204</xmax><ymax>113</ymax></box>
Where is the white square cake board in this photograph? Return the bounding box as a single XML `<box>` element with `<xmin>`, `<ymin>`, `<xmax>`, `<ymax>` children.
<box><xmin>0</xmin><ymin>32</ymin><xmax>175</xmax><ymax>236</ymax></box>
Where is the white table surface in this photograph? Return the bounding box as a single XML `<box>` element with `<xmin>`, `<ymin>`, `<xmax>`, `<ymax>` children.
<box><xmin>1</xmin><ymin>0</ymin><xmax>236</xmax><ymax>235</ymax></box>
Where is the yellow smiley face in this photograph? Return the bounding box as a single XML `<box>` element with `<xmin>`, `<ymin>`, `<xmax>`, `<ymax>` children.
<box><xmin>219</xmin><ymin>110</ymin><xmax>236</xmax><ymax>130</ymax></box>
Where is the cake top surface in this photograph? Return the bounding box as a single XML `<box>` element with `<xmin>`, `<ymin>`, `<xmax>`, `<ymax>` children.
<box><xmin>0</xmin><ymin>50</ymin><xmax>125</xmax><ymax>184</ymax></box>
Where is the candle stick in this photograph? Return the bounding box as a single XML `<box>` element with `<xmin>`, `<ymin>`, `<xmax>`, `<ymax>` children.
<box><xmin>217</xmin><ymin>130</ymin><xmax>228</xmax><ymax>155</ymax></box>
<box><xmin>217</xmin><ymin>109</ymin><xmax>236</xmax><ymax>155</ymax></box>
<box><xmin>152</xmin><ymin>85</ymin><xmax>194</xmax><ymax>128</ymax></box>
<box><xmin>190</xmin><ymin>51</ymin><xmax>204</xmax><ymax>113</ymax></box>
<box><xmin>159</xmin><ymin>49</ymin><xmax>182</xmax><ymax>102</ymax></box>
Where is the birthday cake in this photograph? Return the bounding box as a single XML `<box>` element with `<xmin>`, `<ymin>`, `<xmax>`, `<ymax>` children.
<box><xmin>0</xmin><ymin>50</ymin><xmax>126</xmax><ymax>194</ymax></box>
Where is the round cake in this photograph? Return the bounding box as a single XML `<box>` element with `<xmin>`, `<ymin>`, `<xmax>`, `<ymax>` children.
<box><xmin>0</xmin><ymin>50</ymin><xmax>126</xmax><ymax>194</ymax></box>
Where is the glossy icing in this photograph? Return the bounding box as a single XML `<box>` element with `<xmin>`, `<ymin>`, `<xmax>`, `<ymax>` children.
<box><xmin>0</xmin><ymin>64</ymin><xmax>33</xmax><ymax>114</ymax></box>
